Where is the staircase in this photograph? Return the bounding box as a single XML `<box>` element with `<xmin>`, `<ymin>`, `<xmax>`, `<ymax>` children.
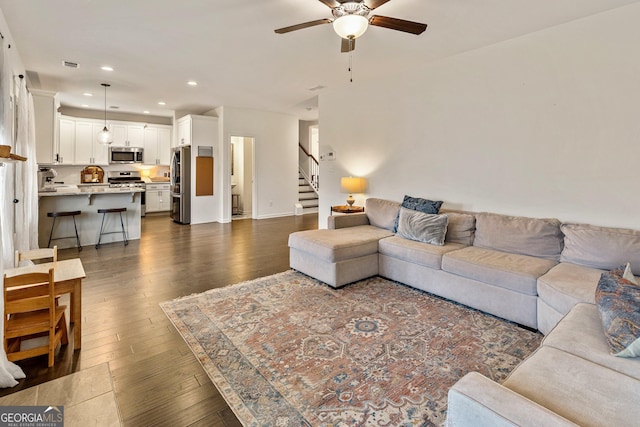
<box><xmin>298</xmin><ymin>173</ymin><xmax>319</xmax><ymax>214</ymax></box>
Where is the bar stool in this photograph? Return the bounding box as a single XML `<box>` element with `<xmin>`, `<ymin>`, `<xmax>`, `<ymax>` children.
<box><xmin>47</xmin><ymin>211</ymin><xmax>82</xmax><ymax>251</ymax></box>
<box><xmin>96</xmin><ymin>208</ymin><xmax>128</xmax><ymax>249</ymax></box>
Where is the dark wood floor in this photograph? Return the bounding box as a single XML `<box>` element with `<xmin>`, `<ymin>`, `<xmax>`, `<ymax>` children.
<box><xmin>0</xmin><ymin>213</ymin><xmax>318</xmax><ymax>426</ymax></box>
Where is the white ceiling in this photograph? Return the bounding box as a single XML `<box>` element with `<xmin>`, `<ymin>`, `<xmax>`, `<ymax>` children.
<box><xmin>0</xmin><ymin>0</ymin><xmax>635</xmax><ymax>121</ymax></box>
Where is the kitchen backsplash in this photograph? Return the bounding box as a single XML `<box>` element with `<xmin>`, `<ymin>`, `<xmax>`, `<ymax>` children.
<box><xmin>42</xmin><ymin>164</ymin><xmax>169</xmax><ymax>185</ymax></box>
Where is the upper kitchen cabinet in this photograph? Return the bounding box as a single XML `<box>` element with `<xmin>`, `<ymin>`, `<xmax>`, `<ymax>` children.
<box><xmin>176</xmin><ymin>116</ymin><xmax>191</xmax><ymax>146</ymax></box>
<box><xmin>57</xmin><ymin>117</ymin><xmax>76</xmax><ymax>165</ymax></box>
<box><xmin>74</xmin><ymin>120</ymin><xmax>109</xmax><ymax>165</ymax></box>
<box><xmin>32</xmin><ymin>90</ymin><xmax>59</xmax><ymax>164</ymax></box>
<box><xmin>143</xmin><ymin>125</ymin><xmax>172</xmax><ymax>165</ymax></box>
<box><xmin>176</xmin><ymin>115</ymin><xmax>217</xmax><ymax>147</ymax></box>
<box><xmin>110</xmin><ymin>122</ymin><xmax>145</xmax><ymax>147</ymax></box>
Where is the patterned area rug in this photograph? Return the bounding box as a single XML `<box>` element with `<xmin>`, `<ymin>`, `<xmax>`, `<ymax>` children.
<box><xmin>161</xmin><ymin>271</ymin><xmax>542</xmax><ymax>426</ymax></box>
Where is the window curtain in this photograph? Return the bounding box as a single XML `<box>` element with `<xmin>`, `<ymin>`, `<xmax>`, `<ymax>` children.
<box><xmin>14</xmin><ymin>75</ymin><xmax>39</xmax><ymax>254</ymax></box>
<box><xmin>0</xmin><ymin>38</ymin><xmax>27</xmax><ymax>387</ymax></box>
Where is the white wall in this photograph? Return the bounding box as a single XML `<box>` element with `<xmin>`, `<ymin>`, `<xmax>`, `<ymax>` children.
<box><xmin>318</xmin><ymin>4</ymin><xmax>640</xmax><ymax>230</ymax></box>
<box><xmin>189</xmin><ymin>115</ymin><xmax>218</xmax><ymax>225</ymax></box>
<box><xmin>216</xmin><ymin>106</ymin><xmax>298</xmax><ymax>220</ymax></box>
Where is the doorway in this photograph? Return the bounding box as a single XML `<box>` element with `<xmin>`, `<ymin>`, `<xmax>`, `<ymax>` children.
<box><xmin>230</xmin><ymin>136</ymin><xmax>255</xmax><ymax>220</ymax></box>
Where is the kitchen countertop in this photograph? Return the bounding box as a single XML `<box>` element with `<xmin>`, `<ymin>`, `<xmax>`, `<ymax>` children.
<box><xmin>39</xmin><ymin>185</ymin><xmax>144</xmax><ymax>197</ymax></box>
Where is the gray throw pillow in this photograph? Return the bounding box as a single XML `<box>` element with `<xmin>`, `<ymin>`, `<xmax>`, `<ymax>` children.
<box><xmin>396</xmin><ymin>208</ymin><xmax>448</xmax><ymax>246</ymax></box>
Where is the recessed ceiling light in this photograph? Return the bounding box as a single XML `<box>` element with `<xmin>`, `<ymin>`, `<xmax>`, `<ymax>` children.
<box><xmin>83</xmin><ymin>92</ymin><xmax>93</xmax><ymax>97</ymax></box>
<box><xmin>158</xmin><ymin>101</ymin><xmax>166</xmax><ymax>106</ymax></box>
<box><xmin>187</xmin><ymin>81</ymin><xmax>198</xmax><ymax>86</ymax></box>
<box><xmin>143</xmin><ymin>111</ymin><xmax>150</xmax><ymax>114</ymax></box>
<box><xmin>81</xmin><ymin>104</ymin><xmax>89</xmax><ymax>108</ymax></box>
<box><xmin>101</xmin><ymin>66</ymin><xmax>114</xmax><ymax>71</ymax></box>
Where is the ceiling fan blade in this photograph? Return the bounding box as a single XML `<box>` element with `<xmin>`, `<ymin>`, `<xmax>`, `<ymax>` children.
<box><xmin>341</xmin><ymin>38</ymin><xmax>356</xmax><ymax>53</ymax></box>
<box><xmin>366</xmin><ymin>0</ymin><xmax>392</xmax><ymax>10</ymax></box>
<box><xmin>274</xmin><ymin>19</ymin><xmax>332</xmax><ymax>34</ymax></box>
<box><xmin>318</xmin><ymin>0</ymin><xmax>340</xmax><ymax>8</ymax></box>
<box><xmin>369</xmin><ymin>15</ymin><xmax>427</xmax><ymax>35</ymax></box>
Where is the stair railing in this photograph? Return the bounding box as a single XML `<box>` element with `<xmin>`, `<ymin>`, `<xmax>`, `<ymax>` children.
<box><xmin>299</xmin><ymin>143</ymin><xmax>319</xmax><ymax>192</ymax></box>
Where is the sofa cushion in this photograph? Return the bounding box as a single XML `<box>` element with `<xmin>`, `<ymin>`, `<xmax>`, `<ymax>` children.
<box><xmin>288</xmin><ymin>225</ymin><xmax>393</xmax><ymax>263</ymax></box>
<box><xmin>537</xmin><ymin>263</ymin><xmax>601</xmax><ymax>316</ymax></box>
<box><xmin>365</xmin><ymin>198</ymin><xmax>400</xmax><ymax>231</ymax></box>
<box><xmin>379</xmin><ymin>236</ymin><xmax>466</xmax><ymax>270</ymax></box>
<box><xmin>447</xmin><ymin>372</ymin><xmax>578</xmax><ymax>427</ymax></box>
<box><xmin>440</xmin><ymin>210</ymin><xmax>476</xmax><ymax>246</ymax></box>
<box><xmin>560</xmin><ymin>223</ymin><xmax>640</xmax><ymax>275</ymax></box>
<box><xmin>396</xmin><ymin>208</ymin><xmax>448</xmax><ymax>246</ymax></box>
<box><xmin>503</xmin><ymin>346</ymin><xmax>640</xmax><ymax>427</ymax></box>
<box><xmin>474</xmin><ymin>212</ymin><xmax>563</xmax><ymax>261</ymax></box>
<box><xmin>542</xmin><ymin>303</ymin><xmax>640</xmax><ymax>380</ymax></box>
<box><xmin>442</xmin><ymin>246</ymin><xmax>557</xmax><ymax>296</ymax></box>
<box><xmin>595</xmin><ymin>265</ymin><xmax>640</xmax><ymax>357</ymax></box>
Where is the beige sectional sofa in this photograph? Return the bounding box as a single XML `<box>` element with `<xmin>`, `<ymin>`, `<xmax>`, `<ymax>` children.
<box><xmin>288</xmin><ymin>197</ymin><xmax>640</xmax><ymax>426</ymax></box>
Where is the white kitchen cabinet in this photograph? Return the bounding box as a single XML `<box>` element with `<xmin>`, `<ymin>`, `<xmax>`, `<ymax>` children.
<box><xmin>145</xmin><ymin>183</ymin><xmax>170</xmax><ymax>212</ymax></box>
<box><xmin>55</xmin><ymin>116</ymin><xmax>170</xmax><ymax>165</ymax></box>
<box><xmin>57</xmin><ymin>118</ymin><xmax>76</xmax><ymax>165</ymax></box>
<box><xmin>32</xmin><ymin>90</ymin><xmax>59</xmax><ymax>164</ymax></box>
<box><xmin>111</xmin><ymin>122</ymin><xmax>145</xmax><ymax>147</ymax></box>
<box><xmin>176</xmin><ymin>116</ymin><xmax>191</xmax><ymax>146</ymax></box>
<box><xmin>74</xmin><ymin>120</ymin><xmax>109</xmax><ymax>165</ymax></box>
<box><xmin>157</xmin><ymin>128</ymin><xmax>171</xmax><ymax>164</ymax></box>
<box><xmin>143</xmin><ymin>125</ymin><xmax>172</xmax><ymax>165</ymax></box>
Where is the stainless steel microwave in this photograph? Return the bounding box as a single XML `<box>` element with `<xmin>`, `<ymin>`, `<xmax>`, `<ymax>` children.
<box><xmin>109</xmin><ymin>147</ymin><xmax>143</xmax><ymax>164</ymax></box>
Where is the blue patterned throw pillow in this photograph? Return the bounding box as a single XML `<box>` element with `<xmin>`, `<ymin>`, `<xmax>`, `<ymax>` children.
<box><xmin>595</xmin><ymin>263</ymin><xmax>640</xmax><ymax>358</ymax></box>
<box><xmin>393</xmin><ymin>195</ymin><xmax>444</xmax><ymax>232</ymax></box>
<box><xmin>402</xmin><ymin>195</ymin><xmax>443</xmax><ymax>214</ymax></box>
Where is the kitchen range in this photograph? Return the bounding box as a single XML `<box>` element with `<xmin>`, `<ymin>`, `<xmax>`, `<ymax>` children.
<box><xmin>107</xmin><ymin>171</ymin><xmax>147</xmax><ymax>216</ymax></box>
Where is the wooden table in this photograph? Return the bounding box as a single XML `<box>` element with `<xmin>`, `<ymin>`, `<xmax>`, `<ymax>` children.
<box><xmin>4</xmin><ymin>258</ymin><xmax>85</xmax><ymax>350</ymax></box>
<box><xmin>331</xmin><ymin>205</ymin><xmax>365</xmax><ymax>215</ymax></box>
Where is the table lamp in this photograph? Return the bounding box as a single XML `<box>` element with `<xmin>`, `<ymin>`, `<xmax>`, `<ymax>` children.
<box><xmin>341</xmin><ymin>177</ymin><xmax>367</xmax><ymax>207</ymax></box>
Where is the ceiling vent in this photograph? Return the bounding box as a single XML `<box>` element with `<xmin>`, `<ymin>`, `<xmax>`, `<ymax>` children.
<box><xmin>62</xmin><ymin>60</ymin><xmax>79</xmax><ymax>69</ymax></box>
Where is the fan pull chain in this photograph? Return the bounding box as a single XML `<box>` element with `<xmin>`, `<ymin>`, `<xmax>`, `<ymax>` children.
<box><xmin>348</xmin><ymin>38</ymin><xmax>354</xmax><ymax>83</ymax></box>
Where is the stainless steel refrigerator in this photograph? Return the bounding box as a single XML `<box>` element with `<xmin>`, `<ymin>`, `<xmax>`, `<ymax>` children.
<box><xmin>170</xmin><ymin>146</ymin><xmax>190</xmax><ymax>224</ymax></box>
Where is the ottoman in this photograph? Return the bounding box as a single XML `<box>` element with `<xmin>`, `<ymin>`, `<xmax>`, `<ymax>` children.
<box><xmin>288</xmin><ymin>225</ymin><xmax>394</xmax><ymax>288</ymax></box>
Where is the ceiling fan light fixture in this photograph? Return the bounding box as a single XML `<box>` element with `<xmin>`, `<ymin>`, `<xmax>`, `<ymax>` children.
<box><xmin>333</xmin><ymin>14</ymin><xmax>369</xmax><ymax>39</ymax></box>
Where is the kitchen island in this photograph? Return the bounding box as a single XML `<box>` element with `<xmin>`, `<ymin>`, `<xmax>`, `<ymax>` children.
<box><xmin>38</xmin><ymin>185</ymin><xmax>142</xmax><ymax>249</ymax></box>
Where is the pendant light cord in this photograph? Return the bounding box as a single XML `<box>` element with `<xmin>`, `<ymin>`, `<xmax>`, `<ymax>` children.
<box><xmin>101</xmin><ymin>83</ymin><xmax>110</xmax><ymax>130</ymax></box>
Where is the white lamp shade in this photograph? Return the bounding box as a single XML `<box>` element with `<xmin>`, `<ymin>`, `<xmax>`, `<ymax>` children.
<box><xmin>333</xmin><ymin>15</ymin><xmax>369</xmax><ymax>39</ymax></box>
<box><xmin>97</xmin><ymin>126</ymin><xmax>113</xmax><ymax>145</ymax></box>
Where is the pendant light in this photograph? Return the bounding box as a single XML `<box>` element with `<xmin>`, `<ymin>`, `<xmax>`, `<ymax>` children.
<box><xmin>97</xmin><ymin>83</ymin><xmax>113</xmax><ymax>145</ymax></box>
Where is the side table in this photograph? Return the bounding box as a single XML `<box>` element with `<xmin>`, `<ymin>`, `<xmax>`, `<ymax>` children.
<box><xmin>331</xmin><ymin>205</ymin><xmax>365</xmax><ymax>215</ymax></box>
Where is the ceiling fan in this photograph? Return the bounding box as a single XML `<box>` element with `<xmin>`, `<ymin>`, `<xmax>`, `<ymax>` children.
<box><xmin>274</xmin><ymin>0</ymin><xmax>427</xmax><ymax>53</ymax></box>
